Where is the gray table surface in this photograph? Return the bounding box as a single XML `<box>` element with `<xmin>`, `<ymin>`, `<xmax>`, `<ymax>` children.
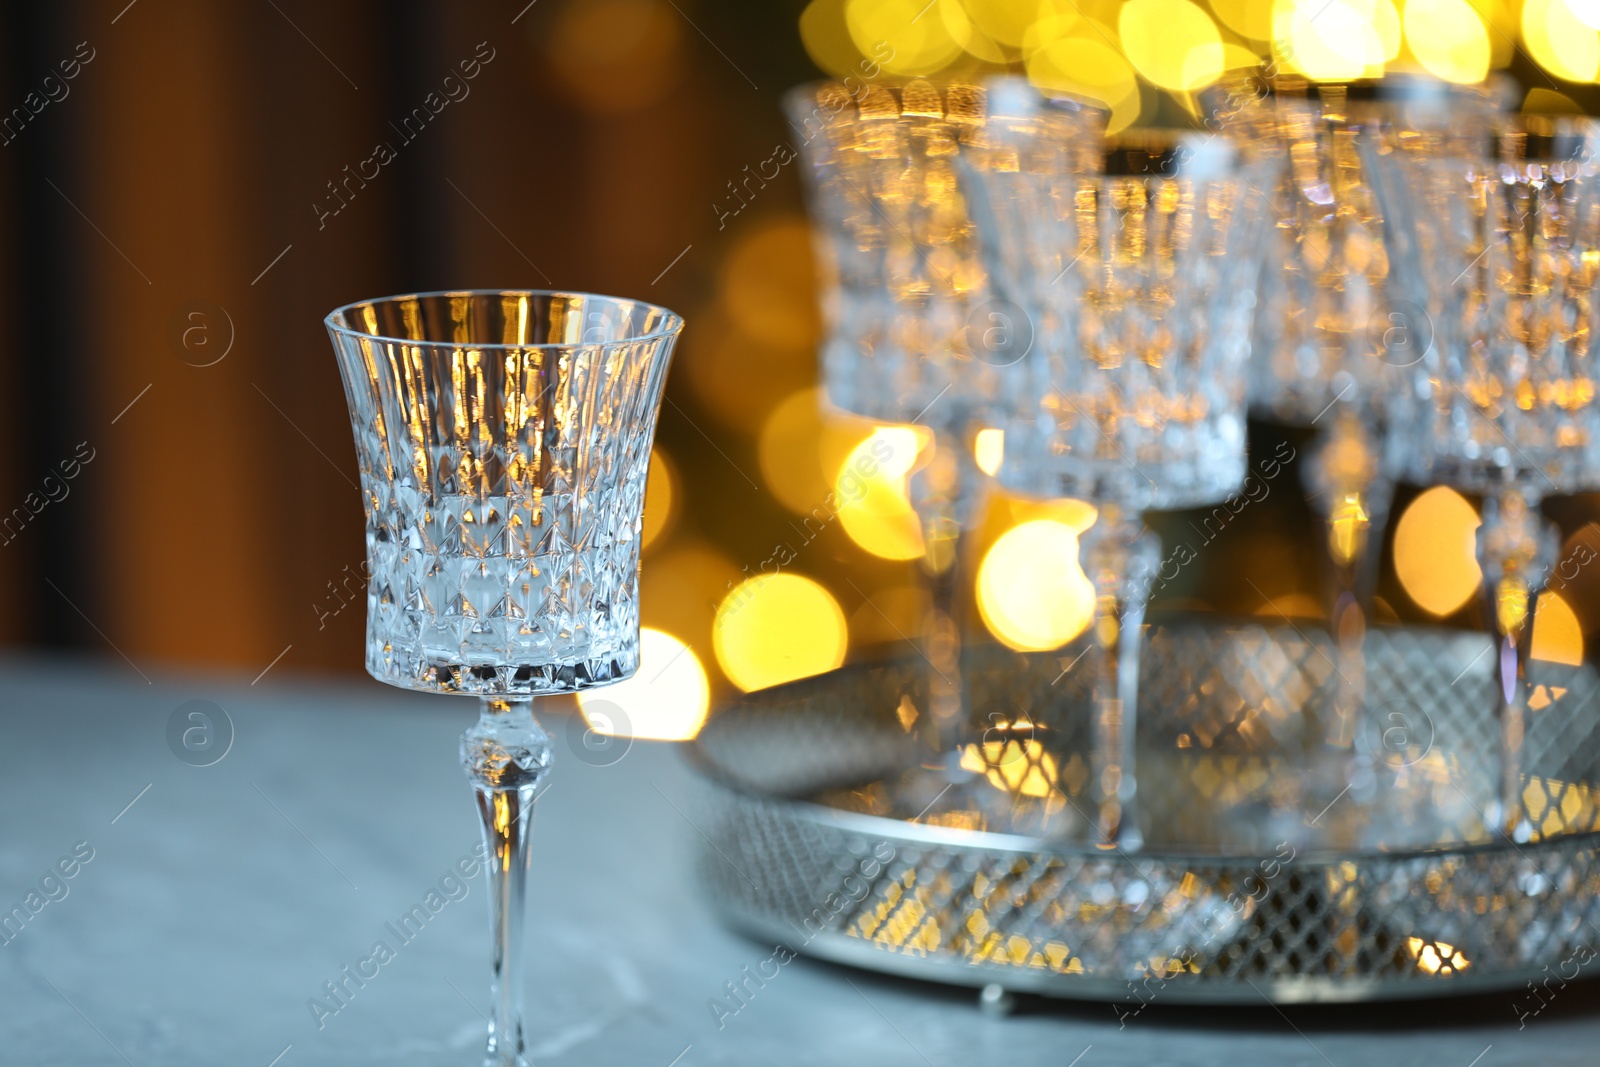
<box><xmin>2</xmin><ymin>654</ymin><xmax>1597</xmax><ymax>1066</ymax></box>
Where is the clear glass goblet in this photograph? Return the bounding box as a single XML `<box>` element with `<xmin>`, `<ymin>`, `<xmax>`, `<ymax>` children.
<box><xmin>786</xmin><ymin>77</ymin><xmax>1102</xmax><ymax>747</ymax></box>
<box><xmin>326</xmin><ymin>290</ymin><xmax>682</xmax><ymax>1066</ymax></box>
<box><xmin>1206</xmin><ymin>70</ymin><xmax>1506</xmax><ymax>756</ymax></box>
<box><xmin>966</xmin><ymin>97</ymin><xmax>1274</xmax><ymax>846</ymax></box>
<box><xmin>1367</xmin><ymin>118</ymin><xmax>1600</xmax><ymax>838</ymax></box>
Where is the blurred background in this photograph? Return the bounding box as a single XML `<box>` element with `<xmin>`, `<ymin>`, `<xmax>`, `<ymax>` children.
<box><xmin>4</xmin><ymin>0</ymin><xmax>1600</xmax><ymax>741</ymax></box>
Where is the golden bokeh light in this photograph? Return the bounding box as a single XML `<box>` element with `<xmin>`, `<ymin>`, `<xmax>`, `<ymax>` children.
<box><xmin>964</xmin><ymin>0</ymin><xmax>1051</xmax><ymax>44</ymax></box>
<box><xmin>801</xmin><ymin>0</ymin><xmax>874</xmax><ymax>77</ymax></box>
<box><xmin>1532</xmin><ymin>591</ymin><xmax>1585</xmax><ymax>665</ymax></box>
<box><xmin>718</xmin><ymin>217</ymin><xmax>820</xmax><ymax>351</ymax></box>
<box><xmin>959</xmin><ymin>737</ymin><xmax>1061</xmax><ymax>797</ymax></box>
<box><xmin>759</xmin><ymin>388</ymin><xmax>878</xmax><ymax>516</ymax></box>
<box><xmin>1407</xmin><ymin>937</ymin><xmax>1470</xmax><ymax>975</ymax></box>
<box><xmin>1212</xmin><ymin>0</ymin><xmax>1276</xmax><ymax>38</ymax></box>
<box><xmin>974</xmin><ymin>427</ymin><xmax>1004</xmax><ymax>476</ymax></box>
<box><xmin>1523</xmin><ymin>0</ymin><xmax>1600</xmax><ymax>81</ymax></box>
<box><xmin>1119</xmin><ymin>0</ymin><xmax>1225</xmax><ymax>90</ymax></box>
<box><xmin>1571</xmin><ymin>0</ymin><xmax>1600</xmax><ymax>30</ymax></box>
<box><xmin>796</xmin><ymin>0</ymin><xmax>1595</xmax><ymax>116</ymax></box>
<box><xmin>1025</xmin><ymin>33</ymin><xmax>1143</xmax><ymax>133</ymax></box>
<box><xmin>680</xmin><ymin>303</ymin><xmax>815</xmax><ymax>436</ymax></box>
<box><xmin>1275</xmin><ymin>0</ymin><xmax>1393</xmax><ymax>80</ymax></box>
<box><xmin>577</xmin><ymin>628</ymin><xmax>709</xmax><ymax>741</ymax></box>
<box><xmin>641</xmin><ymin>447</ymin><xmax>675</xmax><ymax>552</ymax></box>
<box><xmin>941</xmin><ymin>0</ymin><xmax>1012</xmax><ymax>62</ymax></box>
<box><xmin>545</xmin><ymin>0</ymin><xmax>684</xmax><ymax>113</ymax></box>
<box><xmin>1394</xmin><ymin>486</ymin><xmax>1482</xmax><ymax>617</ymax></box>
<box><xmin>1405</xmin><ymin>0</ymin><xmax>1491</xmax><ymax>82</ymax></box>
<box><xmin>846</xmin><ymin>0</ymin><xmax>965</xmax><ymax>75</ymax></box>
<box><xmin>1524</xmin><ymin>87</ymin><xmax>1585</xmax><ymax>112</ymax></box>
<box><xmin>714</xmin><ymin>573</ymin><xmax>849</xmax><ymax>691</ymax></box>
<box><xmin>837</xmin><ymin>427</ymin><xmax>926</xmax><ymax>561</ymax></box>
<box><xmin>640</xmin><ymin>541</ymin><xmax>741</xmax><ymax>677</ymax></box>
<box><xmin>978</xmin><ymin>519</ymin><xmax>1095</xmax><ymax>651</ymax></box>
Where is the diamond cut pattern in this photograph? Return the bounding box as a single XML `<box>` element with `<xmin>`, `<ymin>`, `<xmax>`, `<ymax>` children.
<box><xmin>329</xmin><ymin>292</ymin><xmax>679</xmax><ymax>695</ymax></box>
<box><xmin>692</xmin><ymin>623</ymin><xmax>1600</xmax><ymax>1000</ymax></box>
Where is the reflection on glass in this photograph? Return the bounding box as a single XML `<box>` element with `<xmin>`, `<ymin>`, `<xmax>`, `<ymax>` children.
<box><xmin>327</xmin><ymin>290</ymin><xmax>681</xmax><ymax>1067</ymax></box>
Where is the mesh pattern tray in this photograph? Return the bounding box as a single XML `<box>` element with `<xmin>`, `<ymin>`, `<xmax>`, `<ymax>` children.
<box><xmin>686</xmin><ymin>619</ymin><xmax>1600</xmax><ymax>1004</ymax></box>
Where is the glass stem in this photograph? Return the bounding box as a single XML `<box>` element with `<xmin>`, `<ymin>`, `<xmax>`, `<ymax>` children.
<box><xmin>910</xmin><ymin>424</ymin><xmax>982</xmax><ymax>753</ymax></box>
<box><xmin>1477</xmin><ymin>481</ymin><xmax>1552</xmax><ymax>842</ymax></box>
<box><xmin>1310</xmin><ymin>408</ymin><xmax>1392</xmax><ymax>752</ymax></box>
<box><xmin>460</xmin><ymin>697</ymin><xmax>552</xmax><ymax>1067</ymax></box>
<box><xmin>1079</xmin><ymin>502</ymin><xmax>1158</xmax><ymax>850</ymax></box>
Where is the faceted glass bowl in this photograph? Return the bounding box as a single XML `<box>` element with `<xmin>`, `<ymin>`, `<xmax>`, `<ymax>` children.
<box><xmin>326</xmin><ymin>290</ymin><xmax>681</xmax><ymax>695</ymax></box>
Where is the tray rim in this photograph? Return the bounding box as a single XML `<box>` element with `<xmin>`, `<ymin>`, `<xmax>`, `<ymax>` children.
<box><xmin>716</xmin><ymin>905</ymin><xmax>1571</xmax><ymax>1005</ymax></box>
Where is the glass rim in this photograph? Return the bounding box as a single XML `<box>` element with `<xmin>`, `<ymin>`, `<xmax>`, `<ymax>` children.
<box><xmin>324</xmin><ymin>288</ymin><xmax>685</xmax><ymax>351</ymax></box>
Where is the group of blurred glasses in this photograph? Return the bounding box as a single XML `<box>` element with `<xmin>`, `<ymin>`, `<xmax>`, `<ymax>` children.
<box><xmin>786</xmin><ymin>69</ymin><xmax>1600</xmax><ymax>848</ymax></box>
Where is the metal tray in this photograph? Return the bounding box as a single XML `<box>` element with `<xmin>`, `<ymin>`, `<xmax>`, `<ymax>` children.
<box><xmin>686</xmin><ymin>619</ymin><xmax>1600</xmax><ymax>1004</ymax></box>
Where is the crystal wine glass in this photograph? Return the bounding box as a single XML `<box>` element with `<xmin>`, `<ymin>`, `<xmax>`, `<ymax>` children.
<box><xmin>326</xmin><ymin>290</ymin><xmax>681</xmax><ymax>1065</ymax></box>
<box><xmin>1367</xmin><ymin>117</ymin><xmax>1600</xmax><ymax>839</ymax></box>
<box><xmin>786</xmin><ymin>77</ymin><xmax>1102</xmax><ymax>746</ymax></box>
<box><xmin>1207</xmin><ymin>71</ymin><xmax>1506</xmax><ymax>757</ymax></box>
<box><xmin>965</xmin><ymin>91</ymin><xmax>1274</xmax><ymax>846</ymax></box>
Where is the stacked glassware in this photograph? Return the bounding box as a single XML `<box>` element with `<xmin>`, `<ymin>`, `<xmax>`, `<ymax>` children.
<box><xmin>786</xmin><ymin>79</ymin><xmax>1101</xmax><ymax>747</ymax></box>
<box><xmin>1366</xmin><ymin>114</ymin><xmax>1600</xmax><ymax>840</ymax></box>
<box><xmin>688</xmin><ymin>67</ymin><xmax>1600</xmax><ymax>1006</ymax></box>
<box><xmin>963</xmin><ymin>79</ymin><xmax>1277</xmax><ymax>844</ymax></box>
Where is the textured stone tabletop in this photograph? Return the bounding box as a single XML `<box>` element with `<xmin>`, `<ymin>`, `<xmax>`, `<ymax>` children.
<box><xmin>2</xmin><ymin>654</ymin><xmax>1597</xmax><ymax>1065</ymax></box>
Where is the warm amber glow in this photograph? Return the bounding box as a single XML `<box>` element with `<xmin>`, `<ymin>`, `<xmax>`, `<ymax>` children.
<box><xmin>1394</xmin><ymin>486</ymin><xmax>1482</xmax><ymax>618</ymax></box>
<box><xmin>1328</xmin><ymin>492</ymin><xmax>1369</xmax><ymax>568</ymax></box>
<box><xmin>846</xmin><ymin>0</ymin><xmax>964</xmax><ymax>75</ymax></box>
<box><xmin>977</xmin><ymin>520</ymin><xmax>1095</xmax><ymax>651</ymax></box>
<box><xmin>1025</xmin><ymin>31</ymin><xmax>1142</xmax><ymax>133</ymax></box>
<box><xmin>1253</xmin><ymin>593</ymin><xmax>1327</xmax><ymax>619</ymax></box>
<box><xmin>759</xmin><ymin>388</ymin><xmax>877</xmax><ymax>517</ymax></box>
<box><xmin>1532</xmin><ymin>591</ymin><xmax>1585</xmax><ymax>666</ymax></box>
<box><xmin>837</xmin><ymin>427</ymin><xmax>925</xmax><ymax>561</ymax></box>
<box><xmin>639</xmin><ymin>541</ymin><xmax>738</xmax><ymax>689</ymax></box>
<box><xmin>719</xmin><ymin>219</ymin><xmax>819</xmax><ymax>351</ymax></box>
<box><xmin>546</xmin><ymin>0</ymin><xmax>684</xmax><ymax>113</ymax></box>
<box><xmin>1119</xmin><ymin>0</ymin><xmax>1224</xmax><ymax>90</ymax></box>
<box><xmin>1406</xmin><ymin>936</ymin><xmax>1470</xmax><ymax>974</ymax></box>
<box><xmin>799</xmin><ymin>0</ymin><xmax>1581</xmax><ymax>115</ymax></box>
<box><xmin>1213</xmin><ymin>0</ymin><xmax>1276</xmax><ymax>38</ymax></box>
<box><xmin>1572</xmin><ymin>0</ymin><xmax>1600</xmax><ymax>30</ymax></box>
<box><xmin>801</xmin><ymin>0</ymin><xmax>872</xmax><ymax>77</ymax></box>
<box><xmin>959</xmin><ymin>737</ymin><xmax>1061</xmax><ymax>797</ymax></box>
<box><xmin>1523</xmin><ymin>0</ymin><xmax>1600</xmax><ymax>81</ymax></box>
<box><xmin>1404</xmin><ymin>0</ymin><xmax>1491</xmax><ymax>82</ymax></box>
<box><xmin>714</xmin><ymin>574</ymin><xmax>849</xmax><ymax>691</ymax></box>
<box><xmin>960</xmin><ymin>0</ymin><xmax>1046</xmax><ymax>45</ymax></box>
<box><xmin>974</xmin><ymin>428</ymin><xmax>1004</xmax><ymax>477</ymax></box>
<box><xmin>1275</xmin><ymin>0</ymin><xmax>1395</xmax><ymax>80</ymax></box>
<box><xmin>578</xmin><ymin>628</ymin><xmax>709</xmax><ymax>741</ymax></box>
<box><xmin>641</xmin><ymin>447</ymin><xmax>674</xmax><ymax>552</ymax></box>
